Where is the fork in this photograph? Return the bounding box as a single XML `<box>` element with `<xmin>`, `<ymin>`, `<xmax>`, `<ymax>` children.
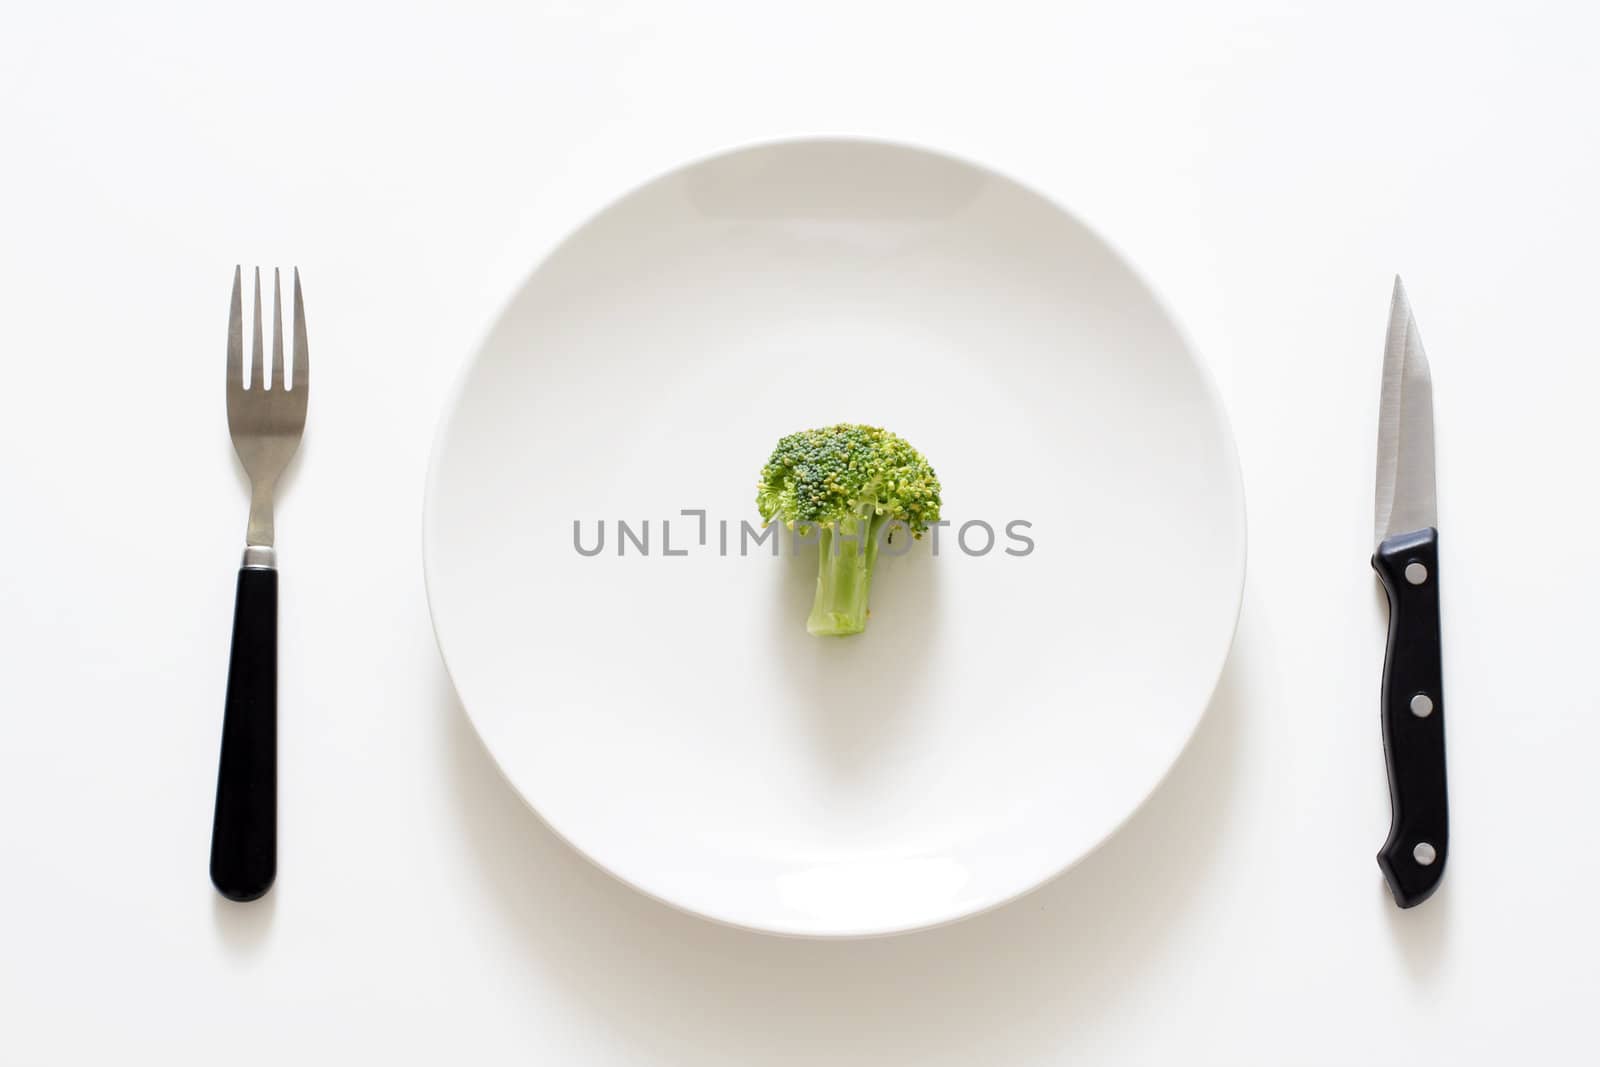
<box><xmin>211</xmin><ymin>265</ymin><xmax>308</xmax><ymax>902</ymax></box>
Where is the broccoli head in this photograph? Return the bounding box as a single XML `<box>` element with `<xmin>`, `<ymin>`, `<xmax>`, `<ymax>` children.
<box><xmin>756</xmin><ymin>423</ymin><xmax>942</xmax><ymax>636</ymax></box>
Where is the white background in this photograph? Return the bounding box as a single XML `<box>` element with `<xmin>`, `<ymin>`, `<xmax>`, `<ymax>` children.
<box><xmin>2</xmin><ymin>1</ymin><xmax>1596</xmax><ymax>1063</ymax></box>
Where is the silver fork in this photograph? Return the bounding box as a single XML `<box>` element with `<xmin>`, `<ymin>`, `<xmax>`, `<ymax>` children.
<box><xmin>211</xmin><ymin>265</ymin><xmax>308</xmax><ymax>902</ymax></box>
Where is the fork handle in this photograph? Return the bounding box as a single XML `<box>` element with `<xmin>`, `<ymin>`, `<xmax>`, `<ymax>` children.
<box><xmin>210</xmin><ymin>561</ymin><xmax>277</xmax><ymax>902</ymax></box>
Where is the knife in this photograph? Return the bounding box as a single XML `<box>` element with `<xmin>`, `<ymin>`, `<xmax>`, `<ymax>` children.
<box><xmin>1371</xmin><ymin>276</ymin><xmax>1449</xmax><ymax>908</ymax></box>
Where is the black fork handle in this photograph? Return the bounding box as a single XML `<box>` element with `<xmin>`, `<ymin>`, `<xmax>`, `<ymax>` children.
<box><xmin>210</xmin><ymin>563</ymin><xmax>277</xmax><ymax>902</ymax></box>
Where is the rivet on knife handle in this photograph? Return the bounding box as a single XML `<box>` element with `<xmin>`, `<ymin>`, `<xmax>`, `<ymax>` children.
<box><xmin>1372</xmin><ymin>527</ymin><xmax>1448</xmax><ymax>907</ymax></box>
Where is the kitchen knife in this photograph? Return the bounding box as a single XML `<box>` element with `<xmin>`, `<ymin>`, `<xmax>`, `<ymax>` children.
<box><xmin>1371</xmin><ymin>276</ymin><xmax>1448</xmax><ymax>908</ymax></box>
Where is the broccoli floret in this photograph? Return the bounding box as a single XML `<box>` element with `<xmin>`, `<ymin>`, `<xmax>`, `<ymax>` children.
<box><xmin>757</xmin><ymin>424</ymin><xmax>942</xmax><ymax>636</ymax></box>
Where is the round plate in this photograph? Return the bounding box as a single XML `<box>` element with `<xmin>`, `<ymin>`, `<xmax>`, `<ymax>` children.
<box><xmin>425</xmin><ymin>138</ymin><xmax>1245</xmax><ymax>937</ymax></box>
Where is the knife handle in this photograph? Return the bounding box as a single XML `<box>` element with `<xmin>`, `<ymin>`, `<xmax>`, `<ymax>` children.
<box><xmin>1371</xmin><ymin>527</ymin><xmax>1448</xmax><ymax>908</ymax></box>
<box><xmin>210</xmin><ymin>564</ymin><xmax>277</xmax><ymax>902</ymax></box>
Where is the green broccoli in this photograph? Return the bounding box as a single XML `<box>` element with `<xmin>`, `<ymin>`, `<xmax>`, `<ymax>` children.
<box><xmin>757</xmin><ymin>424</ymin><xmax>942</xmax><ymax>636</ymax></box>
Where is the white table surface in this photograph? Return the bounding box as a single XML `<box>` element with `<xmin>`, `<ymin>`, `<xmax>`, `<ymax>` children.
<box><xmin>4</xmin><ymin>2</ymin><xmax>1598</xmax><ymax>1063</ymax></box>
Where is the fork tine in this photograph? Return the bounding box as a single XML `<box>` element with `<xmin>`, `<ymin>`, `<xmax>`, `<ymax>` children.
<box><xmin>292</xmin><ymin>267</ymin><xmax>308</xmax><ymax>394</ymax></box>
<box><xmin>227</xmin><ymin>266</ymin><xmax>243</xmax><ymax>390</ymax></box>
<box><xmin>250</xmin><ymin>267</ymin><xmax>265</xmax><ymax>391</ymax></box>
<box><xmin>271</xmin><ymin>268</ymin><xmax>285</xmax><ymax>390</ymax></box>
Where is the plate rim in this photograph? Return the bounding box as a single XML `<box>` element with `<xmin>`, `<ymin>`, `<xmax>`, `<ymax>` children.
<box><xmin>422</xmin><ymin>132</ymin><xmax>1248</xmax><ymax>939</ymax></box>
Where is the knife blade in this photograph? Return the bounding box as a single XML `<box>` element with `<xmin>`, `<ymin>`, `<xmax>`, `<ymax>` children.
<box><xmin>1371</xmin><ymin>275</ymin><xmax>1449</xmax><ymax>908</ymax></box>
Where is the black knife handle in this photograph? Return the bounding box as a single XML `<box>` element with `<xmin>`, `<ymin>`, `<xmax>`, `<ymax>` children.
<box><xmin>210</xmin><ymin>564</ymin><xmax>277</xmax><ymax>902</ymax></box>
<box><xmin>1371</xmin><ymin>527</ymin><xmax>1448</xmax><ymax>908</ymax></box>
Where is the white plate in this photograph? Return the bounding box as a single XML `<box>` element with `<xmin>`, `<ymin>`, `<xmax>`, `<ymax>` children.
<box><xmin>425</xmin><ymin>138</ymin><xmax>1245</xmax><ymax>938</ymax></box>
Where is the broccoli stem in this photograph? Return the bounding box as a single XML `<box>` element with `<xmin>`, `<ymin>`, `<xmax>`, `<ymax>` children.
<box><xmin>807</xmin><ymin>515</ymin><xmax>884</xmax><ymax>637</ymax></box>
